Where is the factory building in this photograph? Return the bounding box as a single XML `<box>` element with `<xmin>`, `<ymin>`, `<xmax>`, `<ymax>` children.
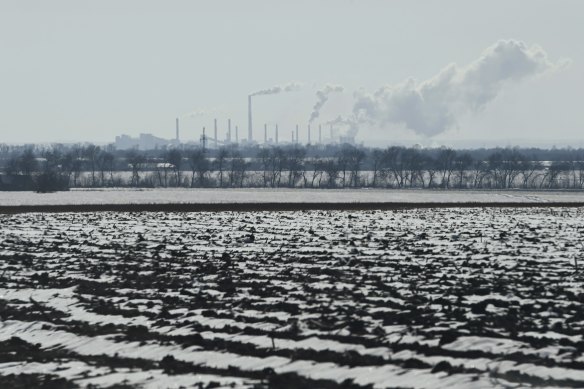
<box><xmin>114</xmin><ymin>133</ymin><xmax>179</xmax><ymax>150</ymax></box>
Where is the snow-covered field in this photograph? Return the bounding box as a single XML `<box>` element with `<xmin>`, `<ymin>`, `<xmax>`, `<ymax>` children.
<box><xmin>1</xmin><ymin>188</ymin><xmax>584</xmax><ymax>206</ymax></box>
<box><xmin>1</xmin><ymin>208</ymin><xmax>584</xmax><ymax>388</ymax></box>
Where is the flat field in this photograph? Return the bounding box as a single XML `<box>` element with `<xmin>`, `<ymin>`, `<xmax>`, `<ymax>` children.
<box><xmin>1</xmin><ymin>208</ymin><xmax>584</xmax><ymax>388</ymax></box>
<box><xmin>1</xmin><ymin>188</ymin><xmax>584</xmax><ymax>206</ymax></box>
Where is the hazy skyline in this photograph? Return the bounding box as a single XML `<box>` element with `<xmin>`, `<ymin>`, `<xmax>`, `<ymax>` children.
<box><xmin>1</xmin><ymin>0</ymin><xmax>583</xmax><ymax>147</ymax></box>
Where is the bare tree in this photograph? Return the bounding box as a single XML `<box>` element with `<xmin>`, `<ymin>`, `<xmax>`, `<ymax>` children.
<box><xmin>437</xmin><ymin>148</ymin><xmax>456</xmax><ymax>188</ymax></box>
<box><xmin>227</xmin><ymin>151</ymin><xmax>248</xmax><ymax>188</ymax></box>
<box><xmin>155</xmin><ymin>162</ymin><xmax>171</xmax><ymax>187</ymax></box>
<box><xmin>487</xmin><ymin>149</ymin><xmax>519</xmax><ymax>188</ymax></box>
<box><xmin>370</xmin><ymin>149</ymin><xmax>384</xmax><ymax>188</ymax></box>
<box><xmin>323</xmin><ymin>159</ymin><xmax>340</xmax><ymax>188</ymax></box>
<box><xmin>18</xmin><ymin>148</ymin><xmax>38</xmax><ymax>176</ymax></box>
<box><xmin>4</xmin><ymin>156</ymin><xmax>19</xmax><ymax>175</ymax></box>
<box><xmin>453</xmin><ymin>153</ymin><xmax>473</xmax><ymax>188</ymax></box>
<box><xmin>576</xmin><ymin>158</ymin><xmax>584</xmax><ymax>189</ymax></box>
<box><xmin>41</xmin><ymin>148</ymin><xmax>62</xmax><ymax>174</ymax></box>
<box><xmin>166</xmin><ymin>149</ymin><xmax>183</xmax><ymax>186</ymax></box>
<box><xmin>83</xmin><ymin>144</ymin><xmax>100</xmax><ymax>187</ymax></box>
<box><xmin>126</xmin><ymin>149</ymin><xmax>145</xmax><ymax>187</ymax></box>
<box><xmin>382</xmin><ymin>146</ymin><xmax>408</xmax><ymax>188</ymax></box>
<box><xmin>310</xmin><ymin>158</ymin><xmax>325</xmax><ymax>188</ymax></box>
<box><xmin>287</xmin><ymin>147</ymin><xmax>306</xmax><ymax>188</ymax></box>
<box><xmin>472</xmin><ymin>160</ymin><xmax>490</xmax><ymax>188</ymax></box>
<box><xmin>403</xmin><ymin>148</ymin><xmax>424</xmax><ymax>188</ymax></box>
<box><xmin>96</xmin><ymin>150</ymin><xmax>114</xmax><ymax>186</ymax></box>
<box><xmin>269</xmin><ymin>147</ymin><xmax>287</xmax><ymax>187</ymax></box>
<box><xmin>214</xmin><ymin>147</ymin><xmax>229</xmax><ymax>187</ymax></box>
<box><xmin>518</xmin><ymin>158</ymin><xmax>541</xmax><ymax>189</ymax></box>
<box><xmin>425</xmin><ymin>155</ymin><xmax>438</xmax><ymax>188</ymax></box>
<box><xmin>336</xmin><ymin>147</ymin><xmax>350</xmax><ymax>187</ymax></box>
<box><xmin>103</xmin><ymin>152</ymin><xmax>116</xmax><ymax>186</ymax></box>
<box><xmin>257</xmin><ymin>148</ymin><xmax>271</xmax><ymax>187</ymax></box>
<box><xmin>35</xmin><ymin>147</ymin><xmax>69</xmax><ymax>192</ymax></box>
<box><xmin>343</xmin><ymin>146</ymin><xmax>366</xmax><ymax>187</ymax></box>
<box><xmin>188</xmin><ymin>148</ymin><xmax>209</xmax><ymax>187</ymax></box>
<box><xmin>544</xmin><ymin>161</ymin><xmax>570</xmax><ymax>189</ymax></box>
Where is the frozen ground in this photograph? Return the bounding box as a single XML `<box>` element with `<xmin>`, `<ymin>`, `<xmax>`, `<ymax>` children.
<box><xmin>1</xmin><ymin>188</ymin><xmax>584</xmax><ymax>206</ymax></box>
<box><xmin>1</xmin><ymin>208</ymin><xmax>584</xmax><ymax>388</ymax></box>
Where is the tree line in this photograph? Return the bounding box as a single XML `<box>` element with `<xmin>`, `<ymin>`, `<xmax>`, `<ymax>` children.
<box><xmin>1</xmin><ymin>143</ymin><xmax>584</xmax><ymax>191</ymax></box>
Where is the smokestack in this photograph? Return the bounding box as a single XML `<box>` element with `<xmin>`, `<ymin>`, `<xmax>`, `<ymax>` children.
<box><xmin>295</xmin><ymin>125</ymin><xmax>299</xmax><ymax>144</ymax></box>
<box><xmin>175</xmin><ymin>118</ymin><xmax>180</xmax><ymax>142</ymax></box>
<box><xmin>248</xmin><ymin>95</ymin><xmax>253</xmax><ymax>142</ymax></box>
<box><xmin>202</xmin><ymin>127</ymin><xmax>206</xmax><ymax>150</ymax></box>
<box><xmin>330</xmin><ymin>124</ymin><xmax>333</xmax><ymax>143</ymax></box>
<box><xmin>275</xmin><ymin>124</ymin><xmax>279</xmax><ymax>144</ymax></box>
<box><xmin>213</xmin><ymin>119</ymin><xmax>218</xmax><ymax>149</ymax></box>
<box><xmin>227</xmin><ymin>118</ymin><xmax>231</xmax><ymax>142</ymax></box>
<box><xmin>308</xmin><ymin>125</ymin><xmax>311</xmax><ymax>145</ymax></box>
<box><xmin>236</xmin><ymin>126</ymin><xmax>239</xmax><ymax>143</ymax></box>
<box><xmin>264</xmin><ymin>123</ymin><xmax>267</xmax><ymax>143</ymax></box>
<box><xmin>319</xmin><ymin>124</ymin><xmax>322</xmax><ymax>144</ymax></box>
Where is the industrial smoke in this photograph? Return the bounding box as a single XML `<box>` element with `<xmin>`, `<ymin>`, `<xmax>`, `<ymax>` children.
<box><xmin>250</xmin><ymin>82</ymin><xmax>302</xmax><ymax>97</ymax></box>
<box><xmin>353</xmin><ymin>40</ymin><xmax>568</xmax><ymax>136</ymax></box>
<box><xmin>309</xmin><ymin>84</ymin><xmax>344</xmax><ymax>123</ymax></box>
<box><xmin>248</xmin><ymin>82</ymin><xmax>302</xmax><ymax>141</ymax></box>
<box><xmin>326</xmin><ymin>115</ymin><xmax>360</xmax><ymax>139</ymax></box>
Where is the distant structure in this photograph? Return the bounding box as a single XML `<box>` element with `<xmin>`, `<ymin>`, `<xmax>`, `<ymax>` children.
<box><xmin>114</xmin><ymin>134</ymin><xmax>175</xmax><ymax>150</ymax></box>
<box><xmin>175</xmin><ymin>118</ymin><xmax>180</xmax><ymax>142</ymax></box>
<box><xmin>248</xmin><ymin>95</ymin><xmax>253</xmax><ymax>142</ymax></box>
<box><xmin>275</xmin><ymin>124</ymin><xmax>279</xmax><ymax>144</ymax></box>
<box><xmin>227</xmin><ymin>119</ymin><xmax>232</xmax><ymax>142</ymax></box>
<box><xmin>214</xmin><ymin>119</ymin><xmax>218</xmax><ymax>149</ymax></box>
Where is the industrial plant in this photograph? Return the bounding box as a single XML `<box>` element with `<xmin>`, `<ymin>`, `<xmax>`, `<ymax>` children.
<box><xmin>114</xmin><ymin>119</ymin><xmax>355</xmax><ymax>151</ymax></box>
<box><xmin>114</xmin><ymin>90</ymin><xmax>356</xmax><ymax>150</ymax></box>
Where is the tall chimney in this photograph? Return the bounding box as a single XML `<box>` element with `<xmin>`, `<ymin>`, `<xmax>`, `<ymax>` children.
<box><xmin>330</xmin><ymin>124</ymin><xmax>333</xmax><ymax>143</ymax></box>
<box><xmin>319</xmin><ymin>124</ymin><xmax>322</xmax><ymax>144</ymax></box>
<box><xmin>202</xmin><ymin>127</ymin><xmax>206</xmax><ymax>151</ymax></box>
<box><xmin>175</xmin><ymin>118</ymin><xmax>180</xmax><ymax>142</ymax></box>
<box><xmin>295</xmin><ymin>125</ymin><xmax>299</xmax><ymax>144</ymax></box>
<box><xmin>236</xmin><ymin>126</ymin><xmax>239</xmax><ymax>143</ymax></box>
<box><xmin>227</xmin><ymin>118</ymin><xmax>231</xmax><ymax>142</ymax></box>
<box><xmin>275</xmin><ymin>124</ymin><xmax>279</xmax><ymax>144</ymax></box>
<box><xmin>247</xmin><ymin>95</ymin><xmax>253</xmax><ymax>142</ymax></box>
<box><xmin>214</xmin><ymin>118</ymin><xmax>218</xmax><ymax>149</ymax></box>
<box><xmin>264</xmin><ymin>123</ymin><xmax>267</xmax><ymax>143</ymax></box>
<box><xmin>308</xmin><ymin>125</ymin><xmax>311</xmax><ymax>145</ymax></box>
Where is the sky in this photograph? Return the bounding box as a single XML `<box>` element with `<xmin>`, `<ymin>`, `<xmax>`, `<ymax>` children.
<box><xmin>0</xmin><ymin>0</ymin><xmax>582</xmax><ymax>147</ymax></box>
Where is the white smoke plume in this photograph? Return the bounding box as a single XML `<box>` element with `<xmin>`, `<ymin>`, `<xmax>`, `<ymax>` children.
<box><xmin>326</xmin><ymin>115</ymin><xmax>360</xmax><ymax>138</ymax></box>
<box><xmin>353</xmin><ymin>40</ymin><xmax>568</xmax><ymax>136</ymax></box>
<box><xmin>250</xmin><ymin>82</ymin><xmax>302</xmax><ymax>97</ymax></box>
<box><xmin>309</xmin><ymin>84</ymin><xmax>344</xmax><ymax>123</ymax></box>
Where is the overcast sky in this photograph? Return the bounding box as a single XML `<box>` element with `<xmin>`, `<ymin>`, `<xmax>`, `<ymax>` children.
<box><xmin>1</xmin><ymin>0</ymin><xmax>582</xmax><ymax>147</ymax></box>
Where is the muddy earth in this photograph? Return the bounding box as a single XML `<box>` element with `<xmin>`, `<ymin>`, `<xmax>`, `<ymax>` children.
<box><xmin>1</xmin><ymin>208</ymin><xmax>583</xmax><ymax>388</ymax></box>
